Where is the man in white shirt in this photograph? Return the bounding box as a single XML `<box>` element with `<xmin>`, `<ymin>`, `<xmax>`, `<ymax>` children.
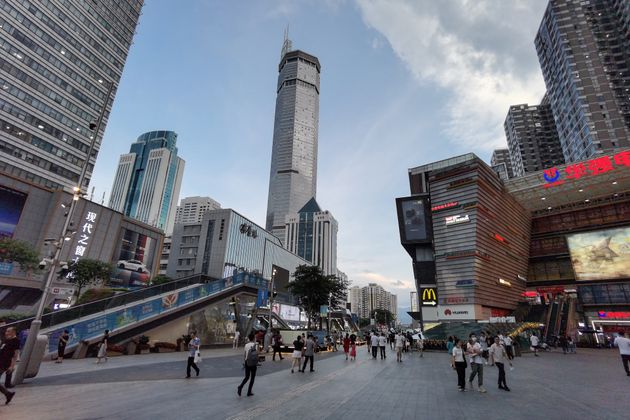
<box><xmin>233</xmin><ymin>330</ymin><xmax>240</xmax><ymax>349</ymax></box>
<box><xmin>613</xmin><ymin>331</ymin><xmax>630</xmax><ymax>376</ymax></box>
<box><xmin>489</xmin><ymin>336</ymin><xmax>512</xmax><ymax>391</ymax></box>
<box><xmin>530</xmin><ymin>334</ymin><xmax>540</xmax><ymax>357</ymax></box>
<box><xmin>370</xmin><ymin>333</ymin><xmax>379</xmax><ymax>359</ymax></box>
<box><xmin>503</xmin><ymin>335</ymin><xmax>514</xmax><ymax>360</ymax></box>
<box><xmin>378</xmin><ymin>333</ymin><xmax>387</xmax><ymax>360</ymax></box>
<box><xmin>466</xmin><ymin>333</ymin><xmax>486</xmax><ymax>393</ymax></box>
<box><xmin>394</xmin><ymin>332</ymin><xmax>405</xmax><ymax>363</ymax></box>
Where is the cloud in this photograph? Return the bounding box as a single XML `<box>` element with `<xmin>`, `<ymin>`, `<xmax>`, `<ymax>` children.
<box><xmin>355</xmin><ymin>0</ymin><xmax>548</xmax><ymax>151</ymax></box>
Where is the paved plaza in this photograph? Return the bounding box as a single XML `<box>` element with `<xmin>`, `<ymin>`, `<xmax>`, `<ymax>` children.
<box><xmin>1</xmin><ymin>346</ymin><xmax>628</xmax><ymax>420</ymax></box>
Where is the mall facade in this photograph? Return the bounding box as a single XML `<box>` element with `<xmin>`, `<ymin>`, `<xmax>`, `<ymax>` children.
<box><xmin>0</xmin><ymin>172</ymin><xmax>164</xmax><ymax>313</ymax></box>
<box><xmin>398</xmin><ymin>149</ymin><xmax>630</xmax><ymax>338</ymax></box>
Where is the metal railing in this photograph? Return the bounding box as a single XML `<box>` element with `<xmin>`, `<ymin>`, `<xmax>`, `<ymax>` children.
<box><xmin>2</xmin><ymin>275</ymin><xmax>212</xmax><ymax>333</ymax></box>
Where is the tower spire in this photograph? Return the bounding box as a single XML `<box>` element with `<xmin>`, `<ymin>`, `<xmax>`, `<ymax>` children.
<box><xmin>281</xmin><ymin>24</ymin><xmax>292</xmax><ymax>59</ymax></box>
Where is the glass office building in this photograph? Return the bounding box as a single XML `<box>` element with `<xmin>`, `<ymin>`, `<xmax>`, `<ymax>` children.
<box><xmin>0</xmin><ymin>0</ymin><xmax>143</xmax><ymax>191</ymax></box>
<box><xmin>109</xmin><ymin>130</ymin><xmax>185</xmax><ymax>235</ymax></box>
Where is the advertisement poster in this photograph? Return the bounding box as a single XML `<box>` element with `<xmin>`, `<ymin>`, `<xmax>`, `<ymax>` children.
<box><xmin>567</xmin><ymin>227</ymin><xmax>630</xmax><ymax>281</ymax></box>
<box><xmin>401</xmin><ymin>199</ymin><xmax>427</xmax><ymax>241</ymax></box>
<box><xmin>0</xmin><ymin>185</ymin><xmax>28</xmax><ymax>275</ymax></box>
<box><xmin>110</xmin><ymin>228</ymin><xmax>156</xmax><ymax>287</ymax></box>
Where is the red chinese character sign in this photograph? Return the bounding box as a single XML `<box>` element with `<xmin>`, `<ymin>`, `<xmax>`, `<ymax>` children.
<box><xmin>543</xmin><ymin>151</ymin><xmax>629</xmax><ymax>189</ymax></box>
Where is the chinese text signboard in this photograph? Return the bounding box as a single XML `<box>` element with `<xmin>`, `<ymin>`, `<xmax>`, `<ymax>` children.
<box><xmin>542</xmin><ymin>151</ymin><xmax>629</xmax><ymax>189</ymax></box>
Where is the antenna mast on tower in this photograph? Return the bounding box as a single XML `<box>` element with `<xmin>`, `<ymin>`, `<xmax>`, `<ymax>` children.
<box><xmin>281</xmin><ymin>24</ymin><xmax>292</xmax><ymax>59</ymax></box>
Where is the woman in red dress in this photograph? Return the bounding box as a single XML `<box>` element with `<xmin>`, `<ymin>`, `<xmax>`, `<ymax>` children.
<box><xmin>343</xmin><ymin>333</ymin><xmax>351</xmax><ymax>360</ymax></box>
<box><xmin>349</xmin><ymin>334</ymin><xmax>357</xmax><ymax>361</ymax></box>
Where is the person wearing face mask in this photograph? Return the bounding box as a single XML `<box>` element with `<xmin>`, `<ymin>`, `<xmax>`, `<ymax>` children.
<box><xmin>466</xmin><ymin>333</ymin><xmax>486</xmax><ymax>393</ymax></box>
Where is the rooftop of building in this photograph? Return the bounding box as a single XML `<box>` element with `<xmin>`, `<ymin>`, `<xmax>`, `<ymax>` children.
<box><xmin>279</xmin><ymin>49</ymin><xmax>321</xmax><ymax>72</ymax></box>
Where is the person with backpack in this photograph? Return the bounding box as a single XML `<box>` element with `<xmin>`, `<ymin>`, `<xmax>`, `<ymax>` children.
<box><xmin>238</xmin><ymin>332</ymin><xmax>258</xmax><ymax>397</ymax></box>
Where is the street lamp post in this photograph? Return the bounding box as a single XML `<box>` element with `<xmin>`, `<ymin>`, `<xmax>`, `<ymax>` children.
<box><xmin>13</xmin><ymin>81</ymin><xmax>114</xmax><ymax>385</ymax></box>
<box><xmin>268</xmin><ymin>267</ymin><xmax>276</xmax><ymax>332</ymax></box>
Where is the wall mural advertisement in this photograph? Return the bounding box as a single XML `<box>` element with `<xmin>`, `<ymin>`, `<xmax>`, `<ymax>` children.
<box><xmin>567</xmin><ymin>227</ymin><xmax>630</xmax><ymax>281</ymax></box>
<box><xmin>0</xmin><ymin>185</ymin><xmax>28</xmax><ymax>275</ymax></box>
<box><xmin>110</xmin><ymin>228</ymin><xmax>157</xmax><ymax>287</ymax></box>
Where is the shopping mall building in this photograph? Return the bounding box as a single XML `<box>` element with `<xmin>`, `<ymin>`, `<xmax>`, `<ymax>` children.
<box><xmin>397</xmin><ymin>149</ymin><xmax>630</xmax><ymax>340</ymax></box>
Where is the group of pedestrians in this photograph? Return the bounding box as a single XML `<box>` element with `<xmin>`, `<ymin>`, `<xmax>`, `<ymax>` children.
<box><xmin>451</xmin><ymin>332</ymin><xmax>514</xmax><ymax>393</ymax></box>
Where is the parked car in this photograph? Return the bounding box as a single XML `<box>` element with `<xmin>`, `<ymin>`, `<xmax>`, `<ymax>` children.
<box><xmin>117</xmin><ymin>259</ymin><xmax>149</xmax><ymax>273</ymax></box>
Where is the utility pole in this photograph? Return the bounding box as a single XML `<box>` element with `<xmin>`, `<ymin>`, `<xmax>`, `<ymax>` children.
<box><xmin>14</xmin><ymin>81</ymin><xmax>114</xmax><ymax>385</ymax></box>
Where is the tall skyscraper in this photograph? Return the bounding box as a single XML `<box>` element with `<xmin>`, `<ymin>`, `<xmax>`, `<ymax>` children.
<box><xmin>265</xmin><ymin>34</ymin><xmax>320</xmax><ymax>242</ymax></box>
<box><xmin>284</xmin><ymin>197</ymin><xmax>338</xmax><ymax>276</ymax></box>
<box><xmin>174</xmin><ymin>196</ymin><xmax>221</xmax><ymax>224</ymax></box>
<box><xmin>0</xmin><ymin>0</ymin><xmax>143</xmax><ymax>191</ymax></box>
<box><xmin>504</xmin><ymin>93</ymin><xmax>565</xmax><ymax>177</ymax></box>
<box><xmin>535</xmin><ymin>0</ymin><xmax>630</xmax><ymax>163</ymax></box>
<box><xmin>490</xmin><ymin>148</ymin><xmax>515</xmax><ymax>179</ymax></box>
<box><xmin>109</xmin><ymin>130</ymin><xmax>185</xmax><ymax>235</ymax></box>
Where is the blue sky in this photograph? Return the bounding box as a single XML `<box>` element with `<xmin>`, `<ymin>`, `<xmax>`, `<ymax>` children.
<box><xmin>90</xmin><ymin>0</ymin><xmax>549</xmax><ymax>316</ymax></box>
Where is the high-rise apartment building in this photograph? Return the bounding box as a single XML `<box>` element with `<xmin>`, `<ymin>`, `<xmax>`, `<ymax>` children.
<box><xmin>109</xmin><ymin>130</ymin><xmax>185</xmax><ymax>235</ymax></box>
<box><xmin>284</xmin><ymin>197</ymin><xmax>337</xmax><ymax>276</ymax></box>
<box><xmin>504</xmin><ymin>94</ymin><xmax>565</xmax><ymax>177</ymax></box>
<box><xmin>535</xmin><ymin>0</ymin><xmax>630</xmax><ymax>163</ymax></box>
<box><xmin>265</xmin><ymin>35</ymin><xmax>320</xmax><ymax>242</ymax></box>
<box><xmin>490</xmin><ymin>148</ymin><xmax>515</xmax><ymax>179</ymax></box>
<box><xmin>347</xmin><ymin>283</ymin><xmax>398</xmax><ymax>319</ymax></box>
<box><xmin>0</xmin><ymin>0</ymin><xmax>143</xmax><ymax>191</ymax></box>
<box><xmin>174</xmin><ymin>196</ymin><xmax>221</xmax><ymax>224</ymax></box>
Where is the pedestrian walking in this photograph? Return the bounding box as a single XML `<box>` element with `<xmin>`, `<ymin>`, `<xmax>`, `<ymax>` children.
<box><xmin>238</xmin><ymin>333</ymin><xmax>258</xmax><ymax>396</ymax></box>
<box><xmin>489</xmin><ymin>336</ymin><xmax>512</xmax><ymax>391</ymax></box>
<box><xmin>559</xmin><ymin>335</ymin><xmax>568</xmax><ymax>354</ymax></box>
<box><xmin>264</xmin><ymin>329</ymin><xmax>272</xmax><ymax>353</ymax></box>
<box><xmin>395</xmin><ymin>331</ymin><xmax>404</xmax><ymax>363</ymax></box>
<box><xmin>613</xmin><ymin>330</ymin><xmax>630</xmax><ymax>377</ymax></box>
<box><xmin>417</xmin><ymin>334</ymin><xmax>424</xmax><ymax>357</ymax></box>
<box><xmin>343</xmin><ymin>333</ymin><xmax>350</xmax><ymax>360</ymax></box>
<box><xmin>504</xmin><ymin>334</ymin><xmax>514</xmax><ymax>360</ymax></box>
<box><xmin>389</xmin><ymin>331</ymin><xmax>395</xmax><ymax>350</ymax></box>
<box><xmin>96</xmin><ymin>329</ymin><xmax>109</xmax><ymax>364</ymax></box>
<box><xmin>367</xmin><ymin>332</ymin><xmax>372</xmax><ymax>354</ymax></box>
<box><xmin>233</xmin><ymin>330</ymin><xmax>240</xmax><ymax>349</ymax></box>
<box><xmin>451</xmin><ymin>339</ymin><xmax>467</xmax><ymax>391</ymax></box>
<box><xmin>333</xmin><ymin>331</ymin><xmax>339</xmax><ymax>352</ymax></box>
<box><xmin>567</xmin><ymin>336</ymin><xmax>576</xmax><ymax>354</ymax></box>
<box><xmin>350</xmin><ymin>334</ymin><xmax>357</xmax><ymax>361</ymax></box>
<box><xmin>0</xmin><ymin>327</ymin><xmax>18</xmax><ymax>404</ymax></box>
<box><xmin>186</xmin><ymin>331</ymin><xmax>201</xmax><ymax>378</ymax></box>
<box><xmin>371</xmin><ymin>332</ymin><xmax>379</xmax><ymax>359</ymax></box>
<box><xmin>447</xmin><ymin>336</ymin><xmax>454</xmax><ymax>355</ymax></box>
<box><xmin>56</xmin><ymin>329</ymin><xmax>70</xmax><ymax>363</ymax></box>
<box><xmin>291</xmin><ymin>335</ymin><xmax>304</xmax><ymax>373</ymax></box>
<box><xmin>378</xmin><ymin>333</ymin><xmax>387</xmax><ymax>359</ymax></box>
<box><xmin>466</xmin><ymin>333</ymin><xmax>486</xmax><ymax>393</ymax></box>
<box><xmin>302</xmin><ymin>334</ymin><xmax>316</xmax><ymax>372</ymax></box>
<box><xmin>272</xmin><ymin>330</ymin><xmax>284</xmax><ymax>361</ymax></box>
<box><xmin>530</xmin><ymin>333</ymin><xmax>540</xmax><ymax>357</ymax></box>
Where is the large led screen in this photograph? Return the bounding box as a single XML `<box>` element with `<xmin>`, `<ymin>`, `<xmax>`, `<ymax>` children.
<box><xmin>567</xmin><ymin>227</ymin><xmax>630</xmax><ymax>281</ymax></box>
<box><xmin>399</xmin><ymin>198</ymin><xmax>428</xmax><ymax>241</ymax></box>
<box><xmin>109</xmin><ymin>228</ymin><xmax>157</xmax><ymax>288</ymax></box>
<box><xmin>0</xmin><ymin>185</ymin><xmax>27</xmax><ymax>239</ymax></box>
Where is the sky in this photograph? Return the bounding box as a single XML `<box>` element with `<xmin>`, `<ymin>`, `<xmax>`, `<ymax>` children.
<box><xmin>90</xmin><ymin>0</ymin><xmax>550</xmax><ymax>319</ymax></box>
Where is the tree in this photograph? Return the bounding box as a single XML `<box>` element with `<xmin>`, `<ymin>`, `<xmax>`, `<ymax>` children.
<box><xmin>372</xmin><ymin>309</ymin><xmax>396</xmax><ymax>326</ymax></box>
<box><xmin>67</xmin><ymin>259</ymin><xmax>112</xmax><ymax>299</ymax></box>
<box><xmin>0</xmin><ymin>238</ymin><xmax>40</xmax><ymax>271</ymax></box>
<box><xmin>287</xmin><ymin>265</ymin><xmax>350</xmax><ymax>329</ymax></box>
<box><xmin>151</xmin><ymin>274</ymin><xmax>173</xmax><ymax>286</ymax></box>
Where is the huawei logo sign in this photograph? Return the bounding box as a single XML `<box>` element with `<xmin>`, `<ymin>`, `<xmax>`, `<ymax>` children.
<box><xmin>444</xmin><ymin>309</ymin><xmax>452</xmax><ymax>315</ymax></box>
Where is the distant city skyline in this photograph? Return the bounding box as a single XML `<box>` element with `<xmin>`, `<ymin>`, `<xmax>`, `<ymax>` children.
<box><xmin>88</xmin><ymin>1</ymin><xmax>552</xmax><ymax>311</ymax></box>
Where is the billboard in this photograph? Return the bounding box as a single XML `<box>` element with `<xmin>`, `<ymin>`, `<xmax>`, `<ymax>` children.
<box><xmin>109</xmin><ymin>228</ymin><xmax>156</xmax><ymax>287</ymax></box>
<box><xmin>396</xmin><ymin>196</ymin><xmax>431</xmax><ymax>243</ymax></box>
<box><xmin>0</xmin><ymin>185</ymin><xmax>27</xmax><ymax>239</ymax></box>
<box><xmin>567</xmin><ymin>227</ymin><xmax>630</xmax><ymax>281</ymax></box>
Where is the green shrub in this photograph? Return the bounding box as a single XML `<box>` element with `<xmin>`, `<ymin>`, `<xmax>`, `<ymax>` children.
<box><xmin>77</xmin><ymin>288</ymin><xmax>114</xmax><ymax>305</ymax></box>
